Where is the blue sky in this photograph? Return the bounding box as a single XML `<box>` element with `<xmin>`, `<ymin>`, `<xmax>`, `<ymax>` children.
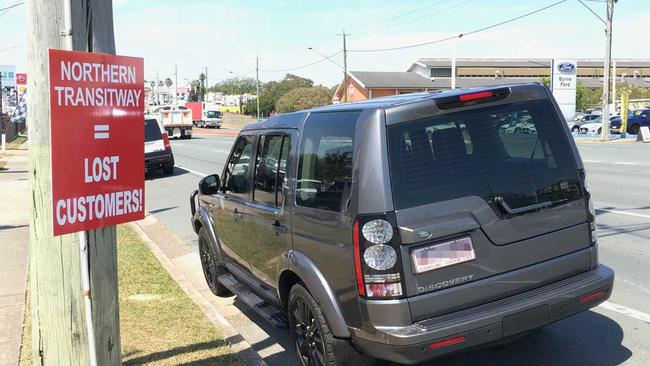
<box><xmin>1</xmin><ymin>0</ymin><xmax>648</xmax><ymax>87</ymax></box>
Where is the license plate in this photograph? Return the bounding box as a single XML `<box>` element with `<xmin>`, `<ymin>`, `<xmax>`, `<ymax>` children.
<box><xmin>411</xmin><ymin>237</ymin><xmax>476</xmax><ymax>274</ymax></box>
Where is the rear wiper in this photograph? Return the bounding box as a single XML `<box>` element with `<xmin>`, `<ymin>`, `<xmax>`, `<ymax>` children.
<box><xmin>493</xmin><ymin>196</ymin><xmax>567</xmax><ymax>215</ymax></box>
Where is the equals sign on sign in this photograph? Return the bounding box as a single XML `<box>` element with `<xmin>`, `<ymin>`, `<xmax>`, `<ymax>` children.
<box><xmin>94</xmin><ymin>124</ymin><xmax>110</xmax><ymax>139</ymax></box>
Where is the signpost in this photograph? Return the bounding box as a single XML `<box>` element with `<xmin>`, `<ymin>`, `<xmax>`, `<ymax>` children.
<box><xmin>550</xmin><ymin>59</ymin><xmax>577</xmax><ymax>121</ymax></box>
<box><xmin>48</xmin><ymin>49</ymin><xmax>144</xmax><ymax>364</ymax></box>
<box><xmin>49</xmin><ymin>49</ymin><xmax>144</xmax><ymax>236</ymax></box>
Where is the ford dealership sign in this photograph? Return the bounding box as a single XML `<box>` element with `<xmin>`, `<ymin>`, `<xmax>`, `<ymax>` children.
<box><xmin>557</xmin><ymin>62</ymin><xmax>576</xmax><ymax>74</ymax></box>
<box><xmin>551</xmin><ymin>59</ymin><xmax>577</xmax><ymax>120</ymax></box>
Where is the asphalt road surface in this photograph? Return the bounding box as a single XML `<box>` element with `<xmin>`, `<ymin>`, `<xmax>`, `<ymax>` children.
<box><xmin>145</xmin><ymin>133</ymin><xmax>650</xmax><ymax>366</ymax></box>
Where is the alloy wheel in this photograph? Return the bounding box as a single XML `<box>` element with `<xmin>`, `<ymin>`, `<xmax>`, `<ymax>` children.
<box><xmin>199</xmin><ymin>237</ymin><xmax>217</xmax><ymax>288</ymax></box>
<box><xmin>292</xmin><ymin>298</ymin><xmax>325</xmax><ymax>366</ymax></box>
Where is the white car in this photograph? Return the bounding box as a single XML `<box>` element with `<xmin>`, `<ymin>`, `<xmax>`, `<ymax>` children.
<box><xmin>579</xmin><ymin>122</ymin><xmax>604</xmax><ymax>134</ymax></box>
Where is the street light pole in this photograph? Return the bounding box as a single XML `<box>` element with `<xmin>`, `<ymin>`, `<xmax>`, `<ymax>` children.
<box><xmin>600</xmin><ymin>0</ymin><xmax>614</xmax><ymax>141</ymax></box>
<box><xmin>256</xmin><ymin>56</ymin><xmax>260</xmax><ymax>119</ymax></box>
<box><xmin>337</xmin><ymin>30</ymin><xmax>350</xmax><ymax>103</ymax></box>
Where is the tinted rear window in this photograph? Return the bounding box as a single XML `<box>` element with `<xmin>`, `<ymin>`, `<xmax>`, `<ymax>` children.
<box><xmin>387</xmin><ymin>100</ymin><xmax>582</xmax><ymax>210</ymax></box>
<box><xmin>145</xmin><ymin>119</ymin><xmax>162</xmax><ymax>142</ymax></box>
<box><xmin>296</xmin><ymin>111</ymin><xmax>360</xmax><ymax>212</ymax></box>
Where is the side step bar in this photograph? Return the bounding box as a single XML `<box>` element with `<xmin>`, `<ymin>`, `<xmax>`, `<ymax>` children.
<box><xmin>217</xmin><ymin>273</ymin><xmax>288</xmax><ymax>329</ymax></box>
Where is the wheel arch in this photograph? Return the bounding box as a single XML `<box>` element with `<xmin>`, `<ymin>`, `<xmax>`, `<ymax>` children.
<box><xmin>278</xmin><ymin>250</ymin><xmax>351</xmax><ymax>338</ymax></box>
<box><xmin>196</xmin><ymin>206</ymin><xmax>224</xmax><ymax>262</ymax></box>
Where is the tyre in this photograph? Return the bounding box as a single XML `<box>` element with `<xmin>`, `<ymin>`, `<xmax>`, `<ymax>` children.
<box><xmin>514</xmin><ymin>127</ymin><xmax>521</xmax><ymax>134</ymax></box>
<box><xmin>288</xmin><ymin>284</ymin><xmax>339</xmax><ymax>366</ymax></box>
<box><xmin>629</xmin><ymin>124</ymin><xmax>640</xmax><ymax>135</ymax></box>
<box><xmin>597</xmin><ymin>127</ymin><xmax>602</xmax><ymax>135</ymax></box>
<box><xmin>198</xmin><ymin>228</ymin><xmax>230</xmax><ymax>297</ymax></box>
<box><xmin>571</xmin><ymin>126</ymin><xmax>580</xmax><ymax>133</ymax></box>
<box><xmin>216</xmin><ymin>125</ymin><xmax>221</xmax><ymax>129</ymax></box>
<box><xmin>162</xmin><ymin>161</ymin><xmax>174</xmax><ymax>175</ymax></box>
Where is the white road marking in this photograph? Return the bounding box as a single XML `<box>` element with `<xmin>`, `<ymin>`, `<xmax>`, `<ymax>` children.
<box><xmin>596</xmin><ymin>208</ymin><xmax>650</xmax><ymax>220</ymax></box>
<box><xmin>176</xmin><ymin>165</ymin><xmax>207</xmax><ymax>177</ymax></box>
<box><xmin>583</xmin><ymin>160</ymin><xmax>642</xmax><ymax>166</ymax></box>
<box><xmin>599</xmin><ymin>301</ymin><xmax>650</xmax><ymax>324</ymax></box>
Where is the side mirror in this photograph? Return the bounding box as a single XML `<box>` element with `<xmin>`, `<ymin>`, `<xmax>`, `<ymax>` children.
<box><xmin>199</xmin><ymin>174</ymin><xmax>221</xmax><ymax>195</ymax></box>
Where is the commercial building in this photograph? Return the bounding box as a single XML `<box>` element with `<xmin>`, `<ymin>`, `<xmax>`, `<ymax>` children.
<box><xmin>408</xmin><ymin>58</ymin><xmax>650</xmax><ymax>89</ymax></box>
<box><xmin>332</xmin><ymin>58</ymin><xmax>650</xmax><ymax>103</ymax></box>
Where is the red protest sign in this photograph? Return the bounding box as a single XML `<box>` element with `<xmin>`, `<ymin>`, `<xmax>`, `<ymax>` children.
<box><xmin>49</xmin><ymin>49</ymin><xmax>145</xmax><ymax>236</ymax></box>
<box><xmin>16</xmin><ymin>73</ymin><xmax>27</xmax><ymax>85</ymax></box>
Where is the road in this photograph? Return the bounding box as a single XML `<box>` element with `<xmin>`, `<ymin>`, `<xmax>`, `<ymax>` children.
<box><xmin>145</xmin><ymin>133</ymin><xmax>650</xmax><ymax>366</ymax></box>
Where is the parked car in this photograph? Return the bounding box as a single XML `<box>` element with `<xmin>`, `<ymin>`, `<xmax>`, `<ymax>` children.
<box><xmin>567</xmin><ymin>117</ymin><xmax>594</xmax><ymax>133</ymax></box>
<box><xmin>145</xmin><ymin>117</ymin><xmax>175</xmax><ymax>175</ymax></box>
<box><xmin>610</xmin><ymin>109</ymin><xmax>650</xmax><ymax>134</ymax></box>
<box><xmin>579</xmin><ymin>121</ymin><xmax>604</xmax><ymax>134</ymax></box>
<box><xmin>189</xmin><ymin>83</ymin><xmax>613</xmax><ymax>366</ymax></box>
<box><xmin>581</xmin><ymin>114</ymin><xmax>601</xmax><ymax>122</ymax></box>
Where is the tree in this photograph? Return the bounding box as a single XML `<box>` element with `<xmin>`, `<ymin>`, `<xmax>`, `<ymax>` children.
<box><xmin>164</xmin><ymin>77</ymin><xmax>173</xmax><ymax>88</ymax></box>
<box><xmin>188</xmin><ymin>73</ymin><xmax>207</xmax><ymax>101</ymax></box>
<box><xmin>157</xmin><ymin>80</ymin><xmax>164</xmax><ymax>87</ymax></box>
<box><xmin>149</xmin><ymin>80</ymin><xmax>155</xmax><ymax>89</ymax></box>
<box><xmin>275</xmin><ymin>86</ymin><xmax>331</xmax><ymax>113</ymax></box>
<box><xmin>211</xmin><ymin>77</ymin><xmax>257</xmax><ymax>95</ymax></box>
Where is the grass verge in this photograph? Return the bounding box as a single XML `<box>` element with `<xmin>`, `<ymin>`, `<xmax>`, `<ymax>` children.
<box><xmin>19</xmin><ymin>225</ymin><xmax>242</xmax><ymax>366</ymax></box>
<box><xmin>119</xmin><ymin>224</ymin><xmax>242</xmax><ymax>365</ymax></box>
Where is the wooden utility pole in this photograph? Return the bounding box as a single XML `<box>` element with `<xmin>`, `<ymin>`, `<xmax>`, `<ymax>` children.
<box><xmin>27</xmin><ymin>0</ymin><xmax>121</xmax><ymax>365</ymax></box>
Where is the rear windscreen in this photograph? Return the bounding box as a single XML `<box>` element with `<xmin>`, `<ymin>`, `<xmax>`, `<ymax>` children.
<box><xmin>144</xmin><ymin>119</ymin><xmax>162</xmax><ymax>142</ymax></box>
<box><xmin>387</xmin><ymin>100</ymin><xmax>583</xmax><ymax>211</ymax></box>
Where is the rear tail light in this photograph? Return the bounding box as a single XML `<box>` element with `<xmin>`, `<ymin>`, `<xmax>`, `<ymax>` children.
<box><xmin>459</xmin><ymin>91</ymin><xmax>493</xmax><ymax>102</ymax></box>
<box><xmin>437</xmin><ymin>87</ymin><xmax>510</xmax><ymax>110</ymax></box>
<box><xmin>580</xmin><ymin>290</ymin><xmax>605</xmax><ymax>304</ymax></box>
<box><xmin>353</xmin><ymin>214</ymin><xmax>405</xmax><ymax>299</ymax></box>
<box><xmin>429</xmin><ymin>336</ymin><xmax>466</xmax><ymax>350</ymax></box>
<box><xmin>162</xmin><ymin>133</ymin><xmax>171</xmax><ymax>150</ymax></box>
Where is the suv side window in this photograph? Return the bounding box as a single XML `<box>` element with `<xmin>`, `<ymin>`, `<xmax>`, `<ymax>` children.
<box><xmin>223</xmin><ymin>135</ymin><xmax>254</xmax><ymax>195</ymax></box>
<box><xmin>254</xmin><ymin>134</ymin><xmax>290</xmax><ymax>206</ymax></box>
<box><xmin>296</xmin><ymin>111</ymin><xmax>360</xmax><ymax>212</ymax></box>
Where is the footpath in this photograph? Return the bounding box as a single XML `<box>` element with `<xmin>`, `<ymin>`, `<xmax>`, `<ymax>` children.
<box><xmin>0</xmin><ymin>144</ymin><xmax>29</xmax><ymax>366</ymax></box>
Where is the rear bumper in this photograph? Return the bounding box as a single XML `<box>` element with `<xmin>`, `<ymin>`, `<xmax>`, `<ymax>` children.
<box><xmin>350</xmin><ymin>264</ymin><xmax>614</xmax><ymax>364</ymax></box>
<box><xmin>145</xmin><ymin>150</ymin><xmax>174</xmax><ymax>172</ymax></box>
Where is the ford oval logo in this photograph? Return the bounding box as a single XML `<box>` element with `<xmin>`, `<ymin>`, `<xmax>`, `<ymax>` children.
<box><xmin>557</xmin><ymin>62</ymin><xmax>576</xmax><ymax>74</ymax></box>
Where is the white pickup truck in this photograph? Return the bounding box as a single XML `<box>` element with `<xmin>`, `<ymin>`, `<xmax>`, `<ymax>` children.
<box><xmin>150</xmin><ymin>106</ymin><xmax>193</xmax><ymax>139</ymax></box>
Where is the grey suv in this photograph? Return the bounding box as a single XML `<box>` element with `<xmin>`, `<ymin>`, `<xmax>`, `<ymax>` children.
<box><xmin>190</xmin><ymin>83</ymin><xmax>614</xmax><ymax>365</ymax></box>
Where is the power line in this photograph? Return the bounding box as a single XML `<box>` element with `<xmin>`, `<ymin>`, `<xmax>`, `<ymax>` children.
<box><xmin>354</xmin><ymin>0</ymin><xmax>455</xmax><ymax>30</ymax></box>
<box><xmin>349</xmin><ymin>0</ymin><xmax>568</xmax><ymax>53</ymax></box>
<box><xmin>0</xmin><ymin>44</ymin><xmax>24</xmax><ymax>52</ymax></box>
<box><xmin>577</xmin><ymin>0</ymin><xmax>606</xmax><ymax>24</ymax></box>
<box><xmin>260</xmin><ymin>50</ymin><xmax>343</xmax><ymax>72</ymax></box>
<box><xmin>0</xmin><ymin>1</ymin><xmax>24</xmax><ymax>13</ymax></box>
<box><xmin>375</xmin><ymin>0</ymin><xmax>475</xmax><ymax>32</ymax></box>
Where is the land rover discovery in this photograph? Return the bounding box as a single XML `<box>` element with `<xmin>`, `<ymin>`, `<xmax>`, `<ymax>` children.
<box><xmin>189</xmin><ymin>83</ymin><xmax>614</xmax><ymax>365</ymax></box>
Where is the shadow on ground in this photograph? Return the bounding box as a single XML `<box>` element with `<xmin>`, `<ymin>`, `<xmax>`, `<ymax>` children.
<box><xmin>226</xmin><ymin>296</ymin><xmax>630</xmax><ymax>366</ymax></box>
<box><xmin>387</xmin><ymin>310</ymin><xmax>631</xmax><ymax>366</ymax></box>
